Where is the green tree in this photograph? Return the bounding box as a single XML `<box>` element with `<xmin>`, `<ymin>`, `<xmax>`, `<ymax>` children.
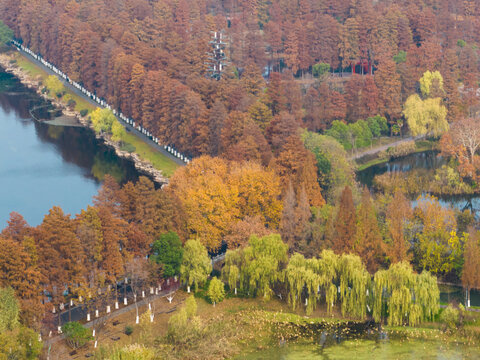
<box><xmin>241</xmin><ymin>234</ymin><xmax>288</xmax><ymax>300</ymax></box>
<box><xmin>403</xmin><ymin>94</ymin><xmax>448</xmax><ymax>137</ymax></box>
<box><xmin>302</xmin><ymin>130</ymin><xmax>355</xmax><ymax>201</ymax></box>
<box><xmin>312</xmin><ymin>63</ymin><xmax>330</xmax><ymax>78</ymax></box>
<box><xmin>207</xmin><ymin>277</ymin><xmax>225</xmax><ymax>306</ymax></box>
<box><xmin>45</xmin><ymin>75</ymin><xmax>64</xmax><ymax>98</ymax></box>
<box><xmin>0</xmin><ymin>287</ymin><xmax>19</xmax><ymax>333</ymax></box>
<box><xmin>62</xmin><ymin>322</ymin><xmax>93</xmax><ymax>349</ymax></box>
<box><xmin>326</xmin><ymin>120</ymin><xmax>351</xmax><ymax>150</ymax></box>
<box><xmin>373</xmin><ymin>262</ymin><xmax>439</xmax><ymax>326</ymax></box>
<box><xmin>0</xmin><ymin>20</ymin><xmax>13</xmax><ymax>46</ymax></box>
<box><xmin>90</xmin><ymin>108</ymin><xmax>116</xmax><ymax>134</ymax></box>
<box><xmin>111</xmin><ymin>120</ymin><xmax>126</xmax><ymax>142</ymax></box>
<box><xmin>222</xmin><ymin>249</ymin><xmax>243</xmax><ymax>295</ymax></box>
<box><xmin>151</xmin><ymin>232</ymin><xmax>183</xmax><ymax>278</ymax></box>
<box><xmin>180</xmin><ymin>239</ymin><xmax>211</xmax><ymax>292</ymax></box>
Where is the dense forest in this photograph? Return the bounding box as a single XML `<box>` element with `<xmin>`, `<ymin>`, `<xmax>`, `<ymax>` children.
<box><xmin>3</xmin><ymin>0</ymin><xmax>480</xmax><ymax>357</ymax></box>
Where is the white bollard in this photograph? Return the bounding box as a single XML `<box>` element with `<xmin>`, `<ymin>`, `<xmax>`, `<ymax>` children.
<box><xmin>87</xmin><ymin>313</ymin><xmax>91</xmax><ymax>322</ymax></box>
<box><xmin>58</xmin><ymin>326</ymin><xmax>62</xmax><ymax>334</ymax></box>
<box><xmin>305</xmin><ymin>298</ymin><xmax>308</xmax><ymax>306</ymax></box>
<box><xmin>136</xmin><ymin>316</ymin><xmax>139</xmax><ymax>324</ymax></box>
<box><xmin>95</xmin><ymin>309</ymin><xmax>99</xmax><ymax>318</ymax></box>
<box><xmin>155</xmin><ymin>289</ymin><xmax>158</xmax><ymax>295</ymax></box>
<box><xmin>52</xmin><ymin>307</ymin><xmax>56</xmax><ymax>314</ymax></box>
<box><xmin>94</xmin><ymin>340</ymin><xmax>97</xmax><ymax>348</ymax></box>
<box><xmin>235</xmin><ymin>288</ymin><xmax>237</xmax><ymax>295</ymax></box>
<box><xmin>468</xmin><ymin>300</ymin><xmax>471</xmax><ymax>308</ymax></box>
<box><xmin>92</xmin><ymin>329</ymin><xmax>95</xmax><ymax>337</ymax></box>
<box><xmin>150</xmin><ymin>314</ymin><xmax>154</xmax><ymax>322</ymax></box>
<box><xmin>124</xmin><ymin>297</ymin><xmax>127</xmax><ymax>305</ymax></box>
<box><xmin>148</xmin><ymin>303</ymin><xmax>151</xmax><ymax>311</ymax></box>
<box><xmin>150</xmin><ymin>287</ymin><xmax>154</xmax><ymax>294</ymax></box>
<box><xmin>187</xmin><ymin>286</ymin><xmax>190</xmax><ymax>293</ymax></box>
<box><xmin>142</xmin><ymin>291</ymin><xmax>145</xmax><ymax>298</ymax></box>
<box><xmin>106</xmin><ymin>305</ymin><xmax>111</xmax><ymax>313</ymax></box>
<box><xmin>115</xmin><ymin>301</ymin><xmax>119</xmax><ymax>310</ymax></box>
<box><xmin>48</xmin><ymin>331</ymin><xmax>52</xmax><ymax>338</ymax></box>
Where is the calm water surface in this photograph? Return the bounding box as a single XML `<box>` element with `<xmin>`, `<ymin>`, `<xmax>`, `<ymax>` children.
<box><xmin>0</xmin><ymin>69</ymin><xmax>140</xmax><ymax>226</ymax></box>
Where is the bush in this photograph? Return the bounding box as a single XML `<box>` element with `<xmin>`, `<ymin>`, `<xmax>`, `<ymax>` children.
<box><xmin>440</xmin><ymin>305</ymin><xmax>460</xmax><ymax>331</ymax></box>
<box><xmin>386</xmin><ymin>141</ymin><xmax>416</xmax><ymax>158</ymax></box>
<box><xmin>79</xmin><ymin>109</ymin><xmax>88</xmax><ymax>117</ymax></box>
<box><xmin>62</xmin><ymin>322</ymin><xmax>92</xmax><ymax>349</ymax></box>
<box><xmin>67</xmin><ymin>98</ymin><xmax>76</xmax><ymax>109</ymax></box>
<box><xmin>124</xmin><ymin>325</ymin><xmax>133</xmax><ymax>336</ymax></box>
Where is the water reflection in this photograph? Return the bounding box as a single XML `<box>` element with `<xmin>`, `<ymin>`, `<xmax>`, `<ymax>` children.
<box><xmin>357</xmin><ymin>151</ymin><xmax>445</xmax><ymax>188</ymax></box>
<box><xmin>0</xmin><ymin>68</ymin><xmax>140</xmax><ymax>226</ymax></box>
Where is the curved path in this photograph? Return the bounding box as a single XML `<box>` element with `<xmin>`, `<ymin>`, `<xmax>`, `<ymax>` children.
<box><xmin>349</xmin><ymin>135</ymin><xmax>425</xmax><ymax>160</ymax></box>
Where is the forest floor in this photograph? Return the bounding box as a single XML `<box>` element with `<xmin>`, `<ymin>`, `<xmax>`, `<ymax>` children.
<box><xmin>3</xmin><ymin>49</ymin><xmax>181</xmax><ymax>178</ymax></box>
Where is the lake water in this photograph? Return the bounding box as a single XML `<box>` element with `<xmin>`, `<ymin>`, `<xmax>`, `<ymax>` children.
<box><xmin>238</xmin><ymin>339</ymin><xmax>480</xmax><ymax>359</ymax></box>
<box><xmin>0</xmin><ymin>68</ymin><xmax>140</xmax><ymax>227</ymax></box>
<box><xmin>357</xmin><ymin>151</ymin><xmax>480</xmax><ymax>215</ymax></box>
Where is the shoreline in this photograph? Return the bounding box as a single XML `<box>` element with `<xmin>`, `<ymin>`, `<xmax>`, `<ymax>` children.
<box><xmin>0</xmin><ymin>51</ymin><xmax>170</xmax><ymax>185</ymax></box>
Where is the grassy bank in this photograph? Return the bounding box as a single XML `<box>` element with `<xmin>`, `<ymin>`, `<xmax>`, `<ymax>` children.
<box><xmin>355</xmin><ymin>139</ymin><xmax>438</xmax><ymax>172</ymax></box>
<box><xmin>11</xmin><ymin>51</ymin><xmax>180</xmax><ymax>178</ymax></box>
<box><xmin>48</xmin><ymin>291</ymin><xmax>480</xmax><ymax>360</ymax></box>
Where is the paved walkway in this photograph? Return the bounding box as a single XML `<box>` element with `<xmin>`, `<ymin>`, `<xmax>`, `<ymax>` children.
<box><xmin>45</xmin><ymin>282</ymin><xmax>180</xmax><ymax>346</ymax></box>
<box><xmin>349</xmin><ymin>135</ymin><xmax>425</xmax><ymax>160</ymax></box>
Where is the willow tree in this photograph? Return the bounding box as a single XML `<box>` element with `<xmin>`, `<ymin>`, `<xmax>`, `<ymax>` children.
<box><xmin>180</xmin><ymin>239</ymin><xmax>211</xmax><ymax>292</ymax></box>
<box><xmin>419</xmin><ymin>71</ymin><xmax>445</xmax><ymax>98</ymax></box>
<box><xmin>403</xmin><ymin>94</ymin><xmax>448</xmax><ymax>137</ymax></box>
<box><xmin>314</xmin><ymin>250</ymin><xmax>339</xmax><ymax>313</ymax></box>
<box><xmin>242</xmin><ymin>234</ymin><xmax>288</xmax><ymax>300</ymax></box>
<box><xmin>337</xmin><ymin>254</ymin><xmax>370</xmax><ymax>319</ymax></box>
<box><xmin>285</xmin><ymin>254</ymin><xmax>320</xmax><ymax>314</ymax></box>
<box><xmin>222</xmin><ymin>249</ymin><xmax>243</xmax><ymax>295</ymax></box>
<box><xmin>373</xmin><ymin>261</ymin><xmax>439</xmax><ymax>326</ymax></box>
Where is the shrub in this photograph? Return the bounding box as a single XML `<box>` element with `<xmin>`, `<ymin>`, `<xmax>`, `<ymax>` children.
<box><xmin>124</xmin><ymin>325</ymin><xmax>133</xmax><ymax>336</ymax></box>
<box><xmin>79</xmin><ymin>109</ymin><xmax>88</xmax><ymax>117</ymax></box>
<box><xmin>386</xmin><ymin>141</ymin><xmax>416</xmax><ymax>158</ymax></box>
<box><xmin>440</xmin><ymin>305</ymin><xmax>460</xmax><ymax>331</ymax></box>
<box><xmin>67</xmin><ymin>98</ymin><xmax>76</xmax><ymax>109</ymax></box>
<box><xmin>62</xmin><ymin>322</ymin><xmax>93</xmax><ymax>349</ymax></box>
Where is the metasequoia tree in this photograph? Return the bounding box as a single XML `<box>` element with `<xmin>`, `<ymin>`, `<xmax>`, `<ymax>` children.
<box><xmin>386</xmin><ymin>189</ymin><xmax>413</xmax><ymax>263</ymax></box>
<box><xmin>462</xmin><ymin>231</ymin><xmax>480</xmax><ymax>306</ymax></box>
<box><xmin>333</xmin><ymin>186</ymin><xmax>356</xmax><ymax>254</ymax></box>
<box><xmin>354</xmin><ymin>189</ymin><xmax>384</xmax><ymax>273</ymax></box>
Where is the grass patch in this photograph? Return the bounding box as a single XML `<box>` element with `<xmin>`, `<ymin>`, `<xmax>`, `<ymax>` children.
<box><xmin>123</xmin><ymin>132</ymin><xmax>179</xmax><ymax>177</ymax></box>
<box><xmin>14</xmin><ymin>53</ymin><xmax>48</xmax><ymax>80</ymax></box>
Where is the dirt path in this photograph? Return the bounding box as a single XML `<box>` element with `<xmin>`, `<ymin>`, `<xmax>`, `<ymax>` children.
<box><xmin>349</xmin><ymin>135</ymin><xmax>425</xmax><ymax>160</ymax></box>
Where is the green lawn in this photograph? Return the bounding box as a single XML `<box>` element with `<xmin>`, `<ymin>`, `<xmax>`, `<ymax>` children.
<box><xmin>14</xmin><ymin>51</ymin><xmax>180</xmax><ymax>177</ymax></box>
<box><xmin>123</xmin><ymin>132</ymin><xmax>179</xmax><ymax>177</ymax></box>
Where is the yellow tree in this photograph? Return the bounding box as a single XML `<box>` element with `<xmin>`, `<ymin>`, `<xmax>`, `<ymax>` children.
<box><xmin>403</xmin><ymin>94</ymin><xmax>448</xmax><ymax>137</ymax></box>
<box><xmin>419</xmin><ymin>70</ymin><xmax>445</xmax><ymax>99</ymax></box>
<box><xmin>169</xmin><ymin>156</ymin><xmax>239</xmax><ymax>251</ymax></box>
